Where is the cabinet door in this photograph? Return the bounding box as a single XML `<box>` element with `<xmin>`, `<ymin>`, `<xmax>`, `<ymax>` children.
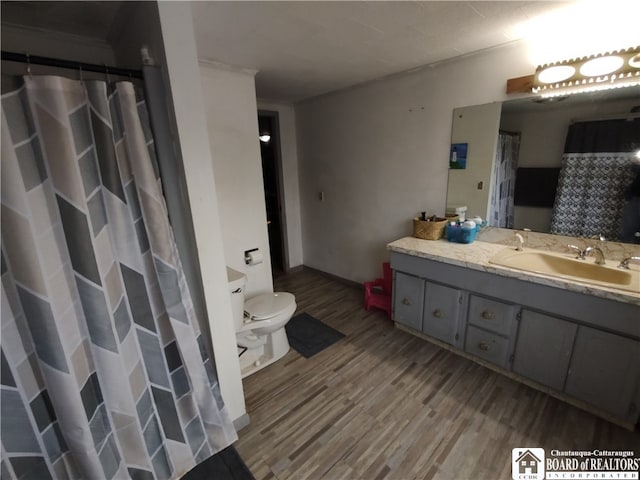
<box><xmin>393</xmin><ymin>272</ymin><xmax>424</xmax><ymax>331</ymax></box>
<box><xmin>565</xmin><ymin>326</ymin><xmax>640</xmax><ymax>421</ymax></box>
<box><xmin>422</xmin><ymin>282</ymin><xmax>462</xmax><ymax>345</ymax></box>
<box><xmin>512</xmin><ymin>310</ymin><xmax>577</xmax><ymax>391</ymax></box>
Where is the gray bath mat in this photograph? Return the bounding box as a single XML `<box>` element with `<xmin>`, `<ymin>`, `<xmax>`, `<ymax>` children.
<box><xmin>286</xmin><ymin>313</ymin><xmax>345</xmax><ymax>358</ymax></box>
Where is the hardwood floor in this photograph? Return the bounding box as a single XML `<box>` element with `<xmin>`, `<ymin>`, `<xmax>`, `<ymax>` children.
<box><xmin>235</xmin><ymin>269</ymin><xmax>640</xmax><ymax>480</ymax></box>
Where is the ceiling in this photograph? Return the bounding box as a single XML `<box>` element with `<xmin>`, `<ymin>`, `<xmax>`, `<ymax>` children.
<box><xmin>1</xmin><ymin>1</ymin><xmax>573</xmax><ymax>102</ymax></box>
<box><xmin>190</xmin><ymin>1</ymin><xmax>571</xmax><ymax>102</ymax></box>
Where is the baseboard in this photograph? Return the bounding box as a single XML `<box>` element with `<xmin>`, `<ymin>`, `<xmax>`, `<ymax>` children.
<box><xmin>233</xmin><ymin>413</ymin><xmax>251</xmax><ymax>432</ymax></box>
<box><xmin>301</xmin><ymin>265</ymin><xmax>363</xmax><ymax>290</ymax></box>
<box><xmin>286</xmin><ymin>265</ymin><xmax>304</xmax><ymax>274</ymax></box>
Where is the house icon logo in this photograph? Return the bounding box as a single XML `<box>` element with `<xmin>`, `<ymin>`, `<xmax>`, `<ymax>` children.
<box><xmin>512</xmin><ymin>448</ymin><xmax>545</xmax><ymax>480</ymax></box>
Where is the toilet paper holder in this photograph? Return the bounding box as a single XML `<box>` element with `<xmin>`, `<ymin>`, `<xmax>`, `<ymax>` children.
<box><xmin>244</xmin><ymin>248</ymin><xmax>262</xmax><ymax>265</ymax></box>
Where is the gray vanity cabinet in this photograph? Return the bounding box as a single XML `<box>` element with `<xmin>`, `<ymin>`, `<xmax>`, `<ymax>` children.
<box><xmin>393</xmin><ymin>271</ymin><xmax>424</xmax><ymax>331</ymax></box>
<box><xmin>564</xmin><ymin>326</ymin><xmax>640</xmax><ymax>422</ymax></box>
<box><xmin>422</xmin><ymin>282</ymin><xmax>463</xmax><ymax>346</ymax></box>
<box><xmin>390</xmin><ymin>250</ymin><xmax>640</xmax><ymax>427</ymax></box>
<box><xmin>512</xmin><ymin>310</ymin><xmax>577</xmax><ymax>391</ymax></box>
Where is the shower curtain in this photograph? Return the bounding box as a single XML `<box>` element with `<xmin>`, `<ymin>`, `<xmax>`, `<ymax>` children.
<box><xmin>488</xmin><ymin>131</ymin><xmax>520</xmax><ymax>228</ymax></box>
<box><xmin>1</xmin><ymin>76</ymin><xmax>236</xmax><ymax>479</ymax></box>
<box><xmin>550</xmin><ymin>118</ymin><xmax>638</xmax><ymax>240</ymax></box>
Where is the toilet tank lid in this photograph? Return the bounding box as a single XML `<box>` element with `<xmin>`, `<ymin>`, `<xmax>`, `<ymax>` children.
<box><xmin>226</xmin><ymin>267</ymin><xmax>246</xmax><ymax>291</ymax></box>
<box><xmin>244</xmin><ymin>292</ymin><xmax>295</xmax><ymax>320</ymax></box>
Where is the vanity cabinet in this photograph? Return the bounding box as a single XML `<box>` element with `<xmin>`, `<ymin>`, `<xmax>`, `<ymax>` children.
<box><xmin>422</xmin><ymin>282</ymin><xmax>463</xmax><ymax>346</ymax></box>
<box><xmin>390</xmin><ymin>250</ymin><xmax>640</xmax><ymax>428</ymax></box>
<box><xmin>512</xmin><ymin>310</ymin><xmax>577</xmax><ymax>391</ymax></box>
<box><xmin>565</xmin><ymin>326</ymin><xmax>640</xmax><ymax>422</ymax></box>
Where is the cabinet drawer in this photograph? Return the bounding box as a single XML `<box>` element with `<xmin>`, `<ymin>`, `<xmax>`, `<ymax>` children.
<box><xmin>465</xmin><ymin>325</ymin><xmax>510</xmax><ymax>368</ymax></box>
<box><xmin>467</xmin><ymin>295</ymin><xmax>517</xmax><ymax>337</ymax></box>
<box><xmin>393</xmin><ymin>272</ymin><xmax>424</xmax><ymax>331</ymax></box>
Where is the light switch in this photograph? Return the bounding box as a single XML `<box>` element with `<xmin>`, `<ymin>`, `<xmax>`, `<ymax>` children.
<box><xmin>477</xmin><ymin>181</ymin><xmax>484</xmax><ymax>190</ymax></box>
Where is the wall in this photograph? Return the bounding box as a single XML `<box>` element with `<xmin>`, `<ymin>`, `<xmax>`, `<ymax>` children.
<box><xmin>448</xmin><ymin>102</ymin><xmax>502</xmax><ymax>220</ymax></box>
<box><xmin>156</xmin><ymin>2</ymin><xmax>246</xmax><ymax>425</ymax></box>
<box><xmin>1</xmin><ymin>23</ymin><xmax>116</xmax><ymax>78</ymax></box>
<box><xmin>200</xmin><ymin>64</ymin><xmax>274</xmax><ymax>296</ymax></box>
<box><xmin>295</xmin><ymin>42</ymin><xmax>532</xmax><ymax>283</ymax></box>
<box><xmin>1</xmin><ymin>23</ymin><xmax>115</xmax><ymax>63</ymax></box>
<box><xmin>257</xmin><ymin>100</ymin><xmax>304</xmax><ymax>270</ymax></box>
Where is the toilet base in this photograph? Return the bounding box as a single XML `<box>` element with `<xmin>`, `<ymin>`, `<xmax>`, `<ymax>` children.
<box><xmin>238</xmin><ymin>327</ymin><xmax>290</xmax><ymax>378</ymax></box>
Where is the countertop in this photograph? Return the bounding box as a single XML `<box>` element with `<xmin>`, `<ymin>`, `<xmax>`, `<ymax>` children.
<box><xmin>387</xmin><ymin>237</ymin><xmax>640</xmax><ymax>306</ymax></box>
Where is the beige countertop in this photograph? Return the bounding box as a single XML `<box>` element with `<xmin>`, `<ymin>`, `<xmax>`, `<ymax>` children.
<box><xmin>387</xmin><ymin>236</ymin><xmax>640</xmax><ymax>306</ymax></box>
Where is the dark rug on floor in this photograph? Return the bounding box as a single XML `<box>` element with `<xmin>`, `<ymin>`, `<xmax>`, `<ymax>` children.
<box><xmin>182</xmin><ymin>445</ymin><xmax>254</xmax><ymax>480</ymax></box>
<box><xmin>286</xmin><ymin>312</ymin><xmax>345</xmax><ymax>358</ymax></box>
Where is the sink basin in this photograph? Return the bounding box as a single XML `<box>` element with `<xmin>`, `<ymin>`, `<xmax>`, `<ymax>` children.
<box><xmin>488</xmin><ymin>248</ymin><xmax>640</xmax><ymax>293</ymax></box>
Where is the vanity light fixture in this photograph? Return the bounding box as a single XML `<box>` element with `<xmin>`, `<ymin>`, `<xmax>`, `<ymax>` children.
<box><xmin>259</xmin><ymin>133</ymin><xmax>271</xmax><ymax>143</ymax></box>
<box><xmin>532</xmin><ymin>46</ymin><xmax>640</xmax><ymax>98</ymax></box>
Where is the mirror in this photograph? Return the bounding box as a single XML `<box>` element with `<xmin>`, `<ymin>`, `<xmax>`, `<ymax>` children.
<box><xmin>447</xmin><ymin>87</ymin><xmax>640</xmax><ymax>243</ymax></box>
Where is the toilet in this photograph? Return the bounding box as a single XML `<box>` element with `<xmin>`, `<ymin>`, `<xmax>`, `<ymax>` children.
<box><xmin>227</xmin><ymin>267</ymin><xmax>296</xmax><ymax>378</ymax></box>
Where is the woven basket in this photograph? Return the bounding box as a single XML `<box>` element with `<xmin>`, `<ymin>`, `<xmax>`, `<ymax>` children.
<box><xmin>413</xmin><ymin>217</ymin><xmax>448</xmax><ymax>240</ymax></box>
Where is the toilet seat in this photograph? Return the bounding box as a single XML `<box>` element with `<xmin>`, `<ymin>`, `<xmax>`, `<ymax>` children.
<box><xmin>244</xmin><ymin>292</ymin><xmax>295</xmax><ymax>320</ymax></box>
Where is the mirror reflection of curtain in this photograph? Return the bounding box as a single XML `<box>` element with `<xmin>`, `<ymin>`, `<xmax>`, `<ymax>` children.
<box><xmin>1</xmin><ymin>75</ymin><xmax>236</xmax><ymax>479</ymax></box>
<box><xmin>489</xmin><ymin>131</ymin><xmax>520</xmax><ymax>228</ymax></box>
<box><xmin>549</xmin><ymin>118</ymin><xmax>639</xmax><ymax>241</ymax></box>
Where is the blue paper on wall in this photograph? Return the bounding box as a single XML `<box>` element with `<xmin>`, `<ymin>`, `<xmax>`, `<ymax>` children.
<box><xmin>450</xmin><ymin>143</ymin><xmax>468</xmax><ymax>169</ymax></box>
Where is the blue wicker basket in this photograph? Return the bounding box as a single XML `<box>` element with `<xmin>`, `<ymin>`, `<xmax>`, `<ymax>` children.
<box><xmin>445</xmin><ymin>224</ymin><xmax>479</xmax><ymax>244</ymax></box>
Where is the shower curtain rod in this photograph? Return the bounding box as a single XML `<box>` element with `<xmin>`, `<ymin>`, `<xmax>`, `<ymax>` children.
<box><xmin>1</xmin><ymin>50</ymin><xmax>143</xmax><ymax>79</ymax></box>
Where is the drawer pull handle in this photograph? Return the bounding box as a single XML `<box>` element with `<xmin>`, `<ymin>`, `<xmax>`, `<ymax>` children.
<box><xmin>402</xmin><ymin>298</ymin><xmax>411</xmax><ymax>306</ymax></box>
<box><xmin>478</xmin><ymin>342</ymin><xmax>490</xmax><ymax>351</ymax></box>
<box><xmin>433</xmin><ymin>309</ymin><xmax>443</xmax><ymax>318</ymax></box>
<box><xmin>481</xmin><ymin>310</ymin><xmax>495</xmax><ymax>320</ymax></box>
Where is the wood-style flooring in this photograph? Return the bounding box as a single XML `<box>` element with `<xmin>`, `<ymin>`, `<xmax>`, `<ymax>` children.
<box><xmin>235</xmin><ymin>268</ymin><xmax>640</xmax><ymax>480</ymax></box>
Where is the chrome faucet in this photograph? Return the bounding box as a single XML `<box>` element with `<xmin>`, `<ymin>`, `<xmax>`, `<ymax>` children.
<box><xmin>567</xmin><ymin>244</ymin><xmax>585</xmax><ymax>259</ymax></box>
<box><xmin>515</xmin><ymin>233</ymin><xmax>524</xmax><ymax>251</ymax></box>
<box><xmin>618</xmin><ymin>256</ymin><xmax>640</xmax><ymax>269</ymax></box>
<box><xmin>584</xmin><ymin>246</ymin><xmax>606</xmax><ymax>265</ymax></box>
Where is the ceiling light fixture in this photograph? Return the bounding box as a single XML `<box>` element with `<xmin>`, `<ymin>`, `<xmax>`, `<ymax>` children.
<box><xmin>259</xmin><ymin>133</ymin><xmax>271</xmax><ymax>143</ymax></box>
<box><xmin>532</xmin><ymin>46</ymin><xmax>640</xmax><ymax>98</ymax></box>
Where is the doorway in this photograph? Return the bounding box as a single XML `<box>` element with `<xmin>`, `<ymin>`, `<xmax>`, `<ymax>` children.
<box><xmin>258</xmin><ymin>111</ymin><xmax>287</xmax><ymax>275</ymax></box>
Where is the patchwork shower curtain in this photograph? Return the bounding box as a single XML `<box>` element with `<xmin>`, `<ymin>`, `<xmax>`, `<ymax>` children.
<box><xmin>549</xmin><ymin>118</ymin><xmax>638</xmax><ymax>240</ymax></box>
<box><xmin>1</xmin><ymin>76</ymin><xmax>236</xmax><ymax>479</ymax></box>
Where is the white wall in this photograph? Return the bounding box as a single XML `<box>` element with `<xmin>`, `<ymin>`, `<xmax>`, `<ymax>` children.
<box><xmin>295</xmin><ymin>42</ymin><xmax>532</xmax><ymax>283</ymax></box>
<box><xmin>156</xmin><ymin>2</ymin><xmax>245</xmax><ymax>424</ymax></box>
<box><xmin>257</xmin><ymin>100</ymin><xmax>304</xmax><ymax>270</ymax></box>
<box><xmin>1</xmin><ymin>24</ymin><xmax>116</xmax><ymax>78</ymax></box>
<box><xmin>200</xmin><ymin>64</ymin><xmax>274</xmax><ymax>297</ymax></box>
